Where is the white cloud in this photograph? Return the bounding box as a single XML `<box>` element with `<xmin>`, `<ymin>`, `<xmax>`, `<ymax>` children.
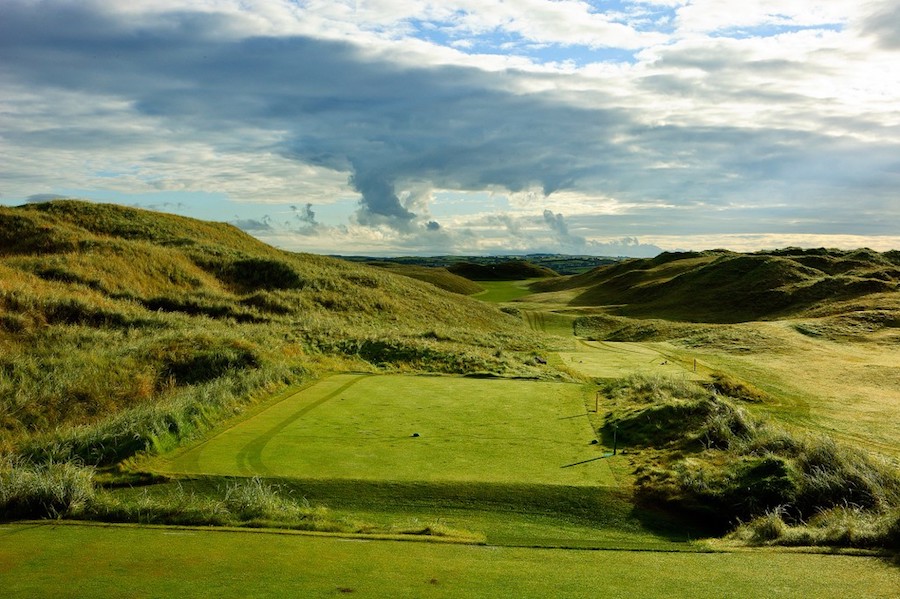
<box><xmin>1</xmin><ymin>0</ymin><xmax>898</xmax><ymax>254</ymax></box>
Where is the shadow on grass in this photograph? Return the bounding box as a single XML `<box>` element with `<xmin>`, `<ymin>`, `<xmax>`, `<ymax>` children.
<box><xmin>132</xmin><ymin>476</ymin><xmax>710</xmax><ymax>546</ymax></box>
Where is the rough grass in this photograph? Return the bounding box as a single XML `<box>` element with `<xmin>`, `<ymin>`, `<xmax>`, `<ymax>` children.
<box><xmin>602</xmin><ymin>374</ymin><xmax>900</xmax><ymax>549</ymax></box>
<box><xmin>0</xmin><ymin>459</ymin><xmax>96</xmax><ymax>519</ymax></box>
<box><xmin>0</xmin><ymin>201</ymin><xmax>542</xmax><ymax>467</ymax></box>
<box><xmin>541</xmin><ymin>248</ymin><xmax>900</xmax><ymax>323</ymax></box>
<box><xmin>368</xmin><ymin>263</ymin><xmax>485</xmax><ymax>295</ymax></box>
<box><xmin>87</xmin><ymin>477</ymin><xmax>356</xmax><ymax>532</ymax></box>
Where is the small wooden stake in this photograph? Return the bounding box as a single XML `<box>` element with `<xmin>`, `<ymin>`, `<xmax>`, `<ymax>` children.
<box><xmin>613</xmin><ymin>425</ymin><xmax>618</xmax><ymax>456</ymax></box>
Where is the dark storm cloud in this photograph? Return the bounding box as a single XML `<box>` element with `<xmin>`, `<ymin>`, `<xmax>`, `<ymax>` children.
<box><xmin>1</xmin><ymin>2</ymin><xmax>898</xmax><ymax>234</ymax></box>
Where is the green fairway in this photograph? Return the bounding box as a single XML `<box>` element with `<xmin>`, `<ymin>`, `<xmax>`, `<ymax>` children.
<box><xmin>558</xmin><ymin>340</ymin><xmax>703</xmax><ymax>380</ymax></box>
<box><xmin>473</xmin><ymin>279</ymin><xmax>539</xmax><ymax>302</ymax></box>
<box><xmin>2</xmin><ymin>524</ymin><xmax>897</xmax><ymax>599</ymax></box>
<box><xmin>152</xmin><ymin>375</ymin><xmax>615</xmax><ymax>486</ymax></box>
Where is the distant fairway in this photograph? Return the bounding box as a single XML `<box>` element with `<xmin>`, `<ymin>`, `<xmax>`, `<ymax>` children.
<box><xmin>472</xmin><ymin>279</ymin><xmax>539</xmax><ymax>302</ymax></box>
<box><xmin>558</xmin><ymin>340</ymin><xmax>703</xmax><ymax>380</ymax></box>
<box><xmin>154</xmin><ymin>375</ymin><xmax>615</xmax><ymax>486</ymax></box>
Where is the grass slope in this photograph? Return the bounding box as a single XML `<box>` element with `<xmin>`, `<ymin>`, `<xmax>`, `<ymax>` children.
<box><xmin>535</xmin><ymin>249</ymin><xmax>900</xmax><ymax>322</ymax></box>
<box><xmin>367</xmin><ymin>262</ymin><xmax>485</xmax><ymax>295</ymax></box>
<box><xmin>0</xmin><ymin>200</ymin><xmax>539</xmax><ymax>465</ymax></box>
<box><xmin>449</xmin><ymin>260</ymin><xmax>559</xmax><ymax>281</ymax></box>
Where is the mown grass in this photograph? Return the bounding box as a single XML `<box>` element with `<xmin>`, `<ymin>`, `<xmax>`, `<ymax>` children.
<box><xmin>473</xmin><ymin>279</ymin><xmax>542</xmax><ymax>303</ymax></box>
<box><xmin>150</xmin><ymin>375</ymin><xmax>615</xmax><ymax>487</ymax></box>
<box><xmin>3</xmin><ymin>523</ymin><xmax>899</xmax><ymax>599</ymax></box>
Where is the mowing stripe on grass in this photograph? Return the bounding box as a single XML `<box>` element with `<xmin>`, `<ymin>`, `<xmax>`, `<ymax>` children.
<box><xmin>150</xmin><ymin>375</ymin><xmax>616</xmax><ymax>486</ymax></box>
<box><xmin>233</xmin><ymin>374</ymin><xmax>369</xmax><ymax>475</ymax></box>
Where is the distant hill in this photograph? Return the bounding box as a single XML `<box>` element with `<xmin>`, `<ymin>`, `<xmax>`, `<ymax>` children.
<box><xmin>339</xmin><ymin>254</ymin><xmax>618</xmax><ymax>275</ymax></box>
<box><xmin>367</xmin><ymin>263</ymin><xmax>484</xmax><ymax>295</ymax></box>
<box><xmin>0</xmin><ymin>200</ymin><xmax>536</xmax><ymax>441</ymax></box>
<box><xmin>447</xmin><ymin>260</ymin><xmax>559</xmax><ymax>281</ymax></box>
<box><xmin>534</xmin><ymin>248</ymin><xmax>900</xmax><ymax>323</ymax></box>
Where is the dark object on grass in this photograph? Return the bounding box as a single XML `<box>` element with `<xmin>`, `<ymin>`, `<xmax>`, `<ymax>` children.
<box><xmin>590</xmin><ymin>439</ymin><xmax>599</xmax><ymax>445</ymax></box>
<box><xmin>411</xmin><ymin>432</ymin><xmax>420</xmax><ymax>437</ymax></box>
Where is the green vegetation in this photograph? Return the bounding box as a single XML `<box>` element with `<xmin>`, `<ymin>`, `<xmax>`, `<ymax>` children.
<box><xmin>151</xmin><ymin>374</ymin><xmax>614</xmax><ymax>486</ymax></box>
<box><xmin>2</xmin><ymin>524</ymin><xmax>898</xmax><ymax>598</ymax></box>
<box><xmin>448</xmin><ymin>260</ymin><xmax>559</xmax><ymax>281</ymax></box>
<box><xmin>3</xmin><ymin>201</ymin><xmax>898</xmax><ymax>596</ymax></box>
<box><xmin>599</xmin><ymin>374</ymin><xmax>900</xmax><ymax>548</ymax></box>
<box><xmin>0</xmin><ymin>200</ymin><xmax>544</xmax><ymax>525</ymax></box>
<box><xmin>366</xmin><ymin>262</ymin><xmax>485</xmax><ymax>295</ymax></box>
<box><xmin>342</xmin><ymin>253</ymin><xmax>618</xmax><ymax>275</ymax></box>
<box><xmin>535</xmin><ymin>248</ymin><xmax>900</xmax><ymax>322</ymax></box>
<box><xmin>474</xmin><ymin>280</ymin><xmax>543</xmax><ymax>302</ymax></box>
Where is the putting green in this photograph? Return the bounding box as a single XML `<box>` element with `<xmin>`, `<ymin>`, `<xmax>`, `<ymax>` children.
<box><xmin>3</xmin><ymin>524</ymin><xmax>898</xmax><ymax>599</ymax></box>
<box><xmin>153</xmin><ymin>375</ymin><xmax>615</xmax><ymax>486</ymax></box>
<box><xmin>559</xmin><ymin>340</ymin><xmax>703</xmax><ymax>380</ymax></box>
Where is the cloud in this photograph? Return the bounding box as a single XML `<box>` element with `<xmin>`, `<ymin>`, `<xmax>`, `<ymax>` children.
<box><xmin>861</xmin><ymin>0</ymin><xmax>900</xmax><ymax>49</ymax></box>
<box><xmin>230</xmin><ymin>217</ymin><xmax>273</xmax><ymax>233</ymax></box>
<box><xmin>290</xmin><ymin>203</ymin><xmax>318</xmax><ymax>226</ymax></box>
<box><xmin>542</xmin><ymin>209</ymin><xmax>586</xmax><ymax>249</ymax></box>
<box><xmin>0</xmin><ymin>1</ymin><xmax>898</xmax><ymax>255</ymax></box>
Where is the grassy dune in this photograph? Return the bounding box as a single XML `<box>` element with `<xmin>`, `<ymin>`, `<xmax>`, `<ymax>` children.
<box><xmin>0</xmin><ymin>201</ymin><xmax>541</xmax><ymax>466</ymax></box>
<box><xmin>2</xmin><ymin>200</ymin><xmax>899</xmax><ymax>596</ymax></box>
<box><xmin>534</xmin><ymin>248</ymin><xmax>900</xmax><ymax>322</ymax></box>
<box><xmin>448</xmin><ymin>260</ymin><xmax>559</xmax><ymax>281</ymax></box>
<box><xmin>367</xmin><ymin>262</ymin><xmax>485</xmax><ymax>295</ymax></box>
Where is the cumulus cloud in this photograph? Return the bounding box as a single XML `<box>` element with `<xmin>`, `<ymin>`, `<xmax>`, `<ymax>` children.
<box><xmin>290</xmin><ymin>203</ymin><xmax>318</xmax><ymax>226</ymax></box>
<box><xmin>0</xmin><ymin>0</ymin><xmax>898</xmax><ymax>255</ymax></box>
<box><xmin>542</xmin><ymin>209</ymin><xmax>586</xmax><ymax>249</ymax></box>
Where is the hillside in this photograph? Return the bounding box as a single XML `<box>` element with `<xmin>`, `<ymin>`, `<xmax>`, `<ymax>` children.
<box><xmin>0</xmin><ymin>200</ymin><xmax>539</xmax><ymax>460</ymax></box>
<box><xmin>341</xmin><ymin>254</ymin><xmax>618</xmax><ymax>275</ymax></box>
<box><xmin>447</xmin><ymin>259</ymin><xmax>559</xmax><ymax>281</ymax></box>
<box><xmin>366</xmin><ymin>262</ymin><xmax>484</xmax><ymax>295</ymax></box>
<box><xmin>533</xmin><ymin>249</ymin><xmax>900</xmax><ymax>323</ymax></box>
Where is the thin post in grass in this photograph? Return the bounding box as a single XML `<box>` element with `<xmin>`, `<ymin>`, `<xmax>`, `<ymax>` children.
<box><xmin>613</xmin><ymin>424</ymin><xmax>618</xmax><ymax>456</ymax></box>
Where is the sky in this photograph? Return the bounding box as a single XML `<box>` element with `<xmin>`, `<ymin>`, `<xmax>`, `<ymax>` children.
<box><xmin>1</xmin><ymin>0</ymin><xmax>899</xmax><ymax>257</ymax></box>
